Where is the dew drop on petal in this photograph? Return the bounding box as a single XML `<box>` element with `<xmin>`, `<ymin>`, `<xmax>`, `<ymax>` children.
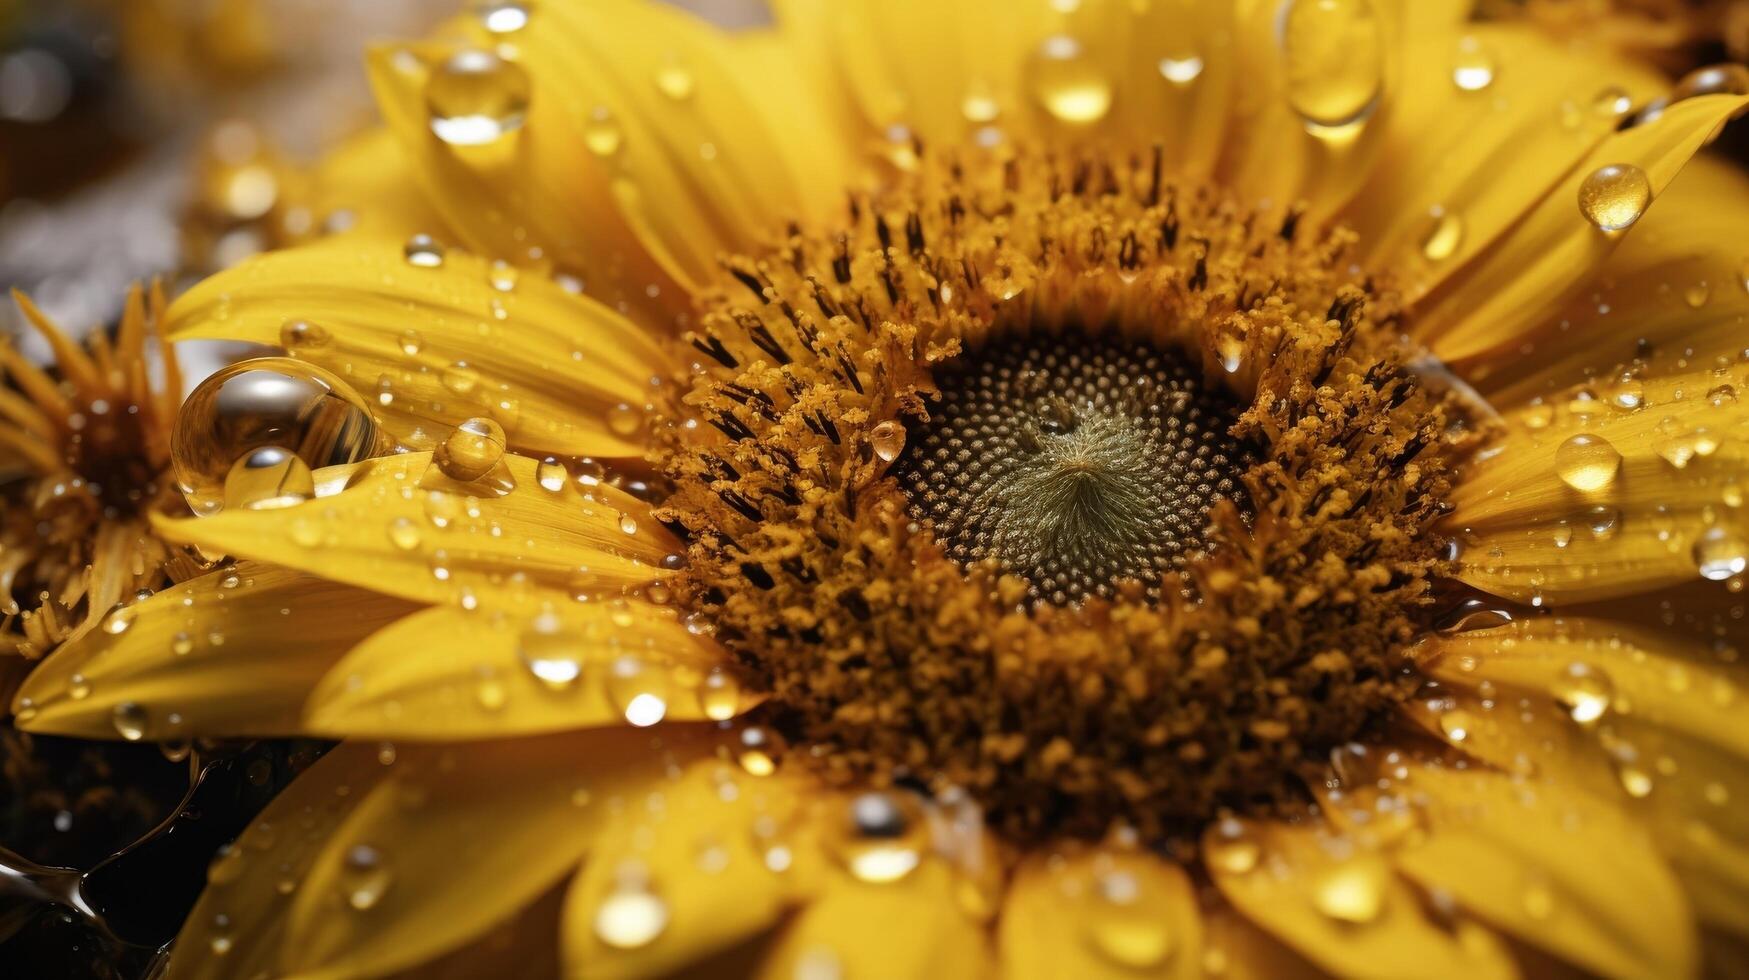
<box><xmin>829</xmin><ymin>791</ymin><xmax>924</xmax><ymax>883</ymax></box>
<box><xmin>519</xmin><ymin>614</ymin><xmax>583</xmax><ymax>691</ymax></box>
<box><xmin>1554</xmin><ymin>434</ymin><xmax>1621</xmax><ymax>492</ymax></box>
<box><xmin>1451</xmin><ymin>37</ymin><xmax>1495</xmax><ymax>92</ymax></box>
<box><xmin>278</xmin><ymin>319</ymin><xmax>330</xmax><ymax>349</ymax></box>
<box><xmin>870</xmin><ymin>421</ymin><xmax>906</xmax><ymax>463</ymax></box>
<box><xmin>536</xmin><ymin>457</ymin><xmax>568</xmax><ymax>492</ymax></box>
<box><xmin>172</xmin><ymin>357</ymin><xmax>382</xmax><ymax>516</ymax></box>
<box><xmin>111</xmin><ymin>702</ymin><xmax>148</xmax><ymax>741</ymax></box>
<box><xmin>696</xmin><ymin>668</ymin><xmax>740</xmax><ymax>721</ymax></box>
<box><xmin>403</xmin><ymin>234</ymin><xmax>445</xmax><ymax>268</ymax></box>
<box><xmin>654</xmin><ymin>58</ymin><xmax>695</xmax><ymax>101</ymax></box>
<box><xmin>1438</xmin><ymin>708</ymin><xmax>1475</xmax><ymax>742</ymax></box>
<box><xmin>584</xmin><ymin>106</ymin><xmax>624</xmax><ymax>157</ymax></box>
<box><xmin>1554</xmin><ymin>662</ymin><xmax>1614</xmax><ymax>725</ymax></box>
<box><xmin>1280</xmin><ymin>0</ymin><xmax>1383</xmax><ymax>132</ymax></box>
<box><xmin>1311</xmin><ymin>860</ymin><xmax>1386</xmax><ymax>924</ymax></box>
<box><xmin>607</xmin><ymin>657</ymin><xmax>668</xmax><ymax>727</ymax></box>
<box><xmin>735</xmin><ymin>724</ymin><xmax>786</xmax><ymax>776</ymax></box>
<box><xmin>1693</xmin><ymin>527</ymin><xmax>1749</xmax><ymax>581</ymax></box>
<box><xmin>1205</xmin><ymin>818</ymin><xmax>1261</xmax><ymax>874</ymax></box>
<box><xmin>341</xmin><ymin>844</ymin><xmax>393</xmax><ymax>911</ymax></box>
<box><xmin>1159</xmin><ymin>55</ymin><xmax>1205</xmax><ymax>86</ymax></box>
<box><xmin>1027</xmin><ymin>35</ymin><xmax>1113</xmax><ymax>124</ymax></box>
<box><xmin>435</xmin><ymin>417</ymin><xmax>507</xmax><ymax>482</ymax></box>
<box><xmin>1578</xmin><ymin>164</ymin><xmax>1652</xmax><ymax>232</ymax></box>
<box><xmin>425</xmin><ymin>50</ymin><xmax>531</xmax><ymax>147</ymax></box>
<box><xmin>593</xmin><ymin>865</ymin><xmax>669</xmax><ymax>949</ymax></box>
<box><xmin>1420</xmin><ymin>209</ymin><xmax>1464</xmax><ymax>262</ymax></box>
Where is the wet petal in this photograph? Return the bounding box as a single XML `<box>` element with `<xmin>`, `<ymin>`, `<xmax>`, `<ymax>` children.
<box><xmin>1388</xmin><ymin>761</ymin><xmax>1698</xmax><ymax>980</ymax></box>
<box><xmin>14</xmin><ymin>564</ymin><xmax>415</xmax><ymax>739</ymax></box>
<box><xmin>753</xmin><ymin>860</ymin><xmax>993</xmax><ymax>980</ymax></box>
<box><xmin>165</xmin><ymin>234</ymin><xmax>668</xmax><ymax>458</ymax></box>
<box><xmin>1199</xmin><ymin>907</ymin><xmax>1326</xmax><ymax>980</ymax></box>
<box><xmin>1447</xmin><ymin>366</ymin><xmax>1749</xmax><ymax>604</ymax></box>
<box><xmin>559</xmin><ymin>759</ymin><xmax>817</xmax><ymax>979</ymax></box>
<box><xmin>1204</xmin><ymin>818</ymin><xmax>1516</xmax><ymax>980</ymax></box>
<box><xmin>305</xmin><ymin>601</ymin><xmax>745</xmax><ymax>739</ymax></box>
<box><xmin>1415</xmin><ymin>94</ymin><xmax>1749</xmax><ymax>364</ymax></box>
<box><xmin>275</xmin><ymin>726</ymin><xmax>720</xmax><ymax>979</ymax></box>
<box><xmin>305</xmin><ymin>128</ymin><xmax>452</xmax><ymax>241</ymax></box>
<box><xmin>152</xmin><ymin>452</ymin><xmax>679</xmax><ymax>614</ymax></box>
<box><xmin>999</xmin><ymin>844</ymin><xmax>1201</xmax><ymax>980</ymax></box>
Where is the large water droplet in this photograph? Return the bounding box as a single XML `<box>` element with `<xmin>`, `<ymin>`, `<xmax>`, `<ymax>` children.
<box><xmin>1451</xmin><ymin>37</ymin><xmax>1495</xmax><ymax>92</ymax></box>
<box><xmin>1578</xmin><ymin>164</ymin><xmax>1652</xmax><ymax>232</ymax></box>
<box><xmin>870</xmin><ymin>421</ymin><xmax>906</xmax><ymax>463</ymax></box>
<box><xmin>829</xmin><ymin>791</ymin><xmax>925</xmax><ymax>883</ymax></box>
<box><xmin>112</xmin><ymin>702</ymin><xmax>149</xmax><ymax>741</ymax></box>
<box><xmin>172</xmin><ymin>357</ymin><xmax>383</xmax><ymax>516</ymax></box>
<box><xmin>426</xmin><ymin>50</ymin><xmax>531</xmax><ymax>147</ymax></box>
<box><xmin>1693</xmin><ymin>527</ymin><xmax>1749</xmax><ymax>581</ymax></box>
<box><xmin>593</xmin><ymin>864</ymin><xmax>669</xmax><ymax>949</ymax></box>
<box><xmin>223</xmin><ymin>446</ymin><xmax>315</xmax><ymax>511</ymax></box>
<box><xmin>735</xmin><ymin>725</ymin><xmax>786</xmax><ymax>776</ymax></box>
<box><xmin>1158</xmin><ymin>55</ymin><xmax>1205</xmax><ymax>86</ymax></box>
<box><xmin>697</xmin><ymin>668</ymin><xmax>741</xmax><ymax>721</ymax></box>
<box><xmin>342</xmin><ymin>844</ymin><xmax>393</xmax><ymax>911</ymax></box>
<box><xmin>435</xmin><ymin>417</ymin><xmax>507</xmax><ymax>482</ymax></box>
<box><xmin>519</xmin><ymin>615</ymin><xmax>583</xmax><ymax>691</ymax></box>
<box><xmin>607</xmin><ymin>657</ymin><xmax>668</xmax><ymax>727</ymax></box>
<box><xmin>1280</xmin><ymin>0</ymin><xmax>1383</xmax><ymax>132</ymax></box>
<box><xmin>1027</xmin><ymin>35</ymin><xmax>1114</xmax><ymax>124</ymax></box>
<box><xmin>1554</xmin><ymin>662</ymin><xmax>1614</xmax><ymax>725</ymax></box>
<box><xmin>1554</xmin><ymin>434</ymin><xmax>1622</xmax><ymax>492</ymax></box>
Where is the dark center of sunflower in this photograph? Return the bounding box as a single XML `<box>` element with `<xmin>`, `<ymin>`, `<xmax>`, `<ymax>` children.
<box><xmin>894</xmin><ymin>333</ymin><xmax>1251</xmax><ymax>605</ymax></box>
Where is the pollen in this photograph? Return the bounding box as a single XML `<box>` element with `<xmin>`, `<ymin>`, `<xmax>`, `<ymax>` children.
<box><xmin>658</xmin><ymin>147</ymin><xmax>1478</xmax><ymax>842</ymax></box>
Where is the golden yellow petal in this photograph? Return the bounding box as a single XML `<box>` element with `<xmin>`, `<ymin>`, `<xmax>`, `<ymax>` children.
<box><xmin>559</xmin><ymin>760</ymin><xmax>817</xmax><ymax>979</ymax></box>
<box><xmin>1463</xmin><ymin>156</ymin><xmax>1749</xmax><ymax>403</ymax></box>
<box><xmin>753</xmin><ymin>860</ymin><xmax>994</xmax><ymax>980</ymax></box>
<box><xmin>13</xmin><ymin>564</ymin><xmax>415</xmax><ymax>739</ymax></box>
<box><xmin>304</xmin><ymin>601</ymin><xmax>746</xmax><ymax>739</ymax></box>
<box><xmin>1416</xmin><ymin>94</ymin><xmax>1749</xmax><ymax>364</ymax></box>
<box><xmin>998</xmin><ymin>845</ymin><xmax>1201</xmax><ymax>980</ymax></box>
<box><xmin>1199</xmin><ymin>906</ymin><xmax>1327</xmax><ymax>980</ymax></box>
<box><xmin>166</xmin><ymin>742</ymin><xmax>397</xmax><ymax>980</ymax></box>
<box><xmin>1349</xmin><ymin>27</ymin><xmax>1663</xmax><ymax>302</ymax></box>
<box><xmin>1446</xmin><ymin>366</ymin><xmax>1749</xmax><ymax>604</ymax></box>
<box><xmin>164</xmin><ymin>234</ymin><xmax>668</xmax><ymax>458</ymax></box>
<box><xmin>153</xmin><ymin>452</ymin><xmax>678</xmax><ymax>614</ymax></box>
<box><xmin>1204</xmin><ymin>818</ymin><xmax>1517</xmax><ymax>980</ymax></box>
<box><xmin>305</xmin><ymin>127</ymin><xmax>453</xmax><ymax>241</ymax></box>
<box><xmin>275</xmin><ymin>726</ymin><xmax>722</xmax><ymax>979</ymax></box>
<box><xmin>1388</xmin><ymin>761</ymin><xmax>1698</xmax><ymax>980</ymax></box>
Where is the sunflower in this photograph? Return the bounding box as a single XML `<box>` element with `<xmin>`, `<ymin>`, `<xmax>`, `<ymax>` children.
<box><xmin>15</xmin><ymin>0</ymin><xmax>1749</xmax><ymax>977</ymax></box>
<box><xmin>0</xmin><ymin>284</ymin><xmax>204</xmax><ymax>669</ymax></box>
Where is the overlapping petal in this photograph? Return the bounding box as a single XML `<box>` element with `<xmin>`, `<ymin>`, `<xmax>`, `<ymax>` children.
<box><xmin>152</xmin><ymin>452</ymin><xmax>678</xmax><ymax>613</ymax></box>
<box><xmin>165</xmin><ymin>234</ymin><xmax>668</xmax><ymax>458</ymax></box>
<box><xmin>13</xmin><ymin>564</ymin><xmax>415</xmax><ymax>739</ymax></box>
<box><xmin>998</xmin><ymin>845</ymin><xmax>1201</xmax><ymax>980</ymax></box>
<box><xmin>304</xmin><ymin>601</ymin><xmax>744</xmax><ymax>739</ymax></box>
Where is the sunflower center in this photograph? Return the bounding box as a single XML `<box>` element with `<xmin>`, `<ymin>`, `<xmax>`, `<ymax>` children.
<box><xmin>894</xmin><ymin>333</ymin><xmax>1251</xmax><ymax>605</ymax></box>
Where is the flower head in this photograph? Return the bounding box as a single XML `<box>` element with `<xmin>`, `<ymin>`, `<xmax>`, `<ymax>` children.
<box><xmin>15</xmin><ymin>1</ymin><xmax>1749</xmax><ymax>977</ymax></box>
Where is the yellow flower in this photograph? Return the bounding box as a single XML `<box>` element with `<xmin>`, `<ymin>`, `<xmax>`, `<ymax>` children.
<box><xmin>16</xmin><ymin>1</ymin><xmax>1749</xmax><ymax>977</ymax></box>
<box><xmin>0</xmin><ymin>285</ymin><xmax>202</xmax><ymax>667</ymax></box>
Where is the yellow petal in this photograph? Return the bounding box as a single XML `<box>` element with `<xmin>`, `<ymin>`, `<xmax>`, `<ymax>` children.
<box><xmin>277</xmin><ymin>725</ymin><xmax>722</xmax><ymax>979</ymax></box>
<box><xmin>1446</xmin><ymin>367</ymin><xmax>1749</xmax><ymax>604</ymax></box>
<box><xmin>1388</xmin><ymin>761</ymin><xmax>1698</xmax><ymax>980</ymax></box>
<box><xmin>1199</xmin><ymin>907</ymin><xmax>1326</xmax><ymax>980</ymax></box>
<box><xmin>152</xmin><ymin>452</ymin><xmax>678</xmax><ymax>614</ymax></box>
<box><xmin>559</xmin><ymin>759</ymin><xmax>817</xmax><ymax>979</ymax></box>
<box><xmin>305</xmin><ymin>601</ymin><xmax>746</xmax><ymax>739</ymax></box>
<box><xmin>1204</xmin><ymin>818</ymin><xmax>1517</xmax><ymax>980</ymax></box>
<box><xmin>1463</xmin><ymin>156</ymin><xmax>1749</xmax><ymax>403</ymax></box>
<box><xmin>164</xmin><ymin>234</ymin><xmax>668</xmax><ymax>458</ymax></box>
<box><xmin>1416</xmin><ymin>94</ymin><xmax>1749</xmax><ymax>364</ymax></box>
<box><xmin>754</xmin><ymin>860</ymin><xmax>994</xmax><ymax>980</ymax></box>
<box><xmin>13</xmin><ymin>564</ymin><xmax>415</xmax><ymax>739</ymax></box>
<box><xmin>998</xmin><ymin>844</ymin><xmax>1201</xmax><ymax>980</ymax></box>
<box><xmin>1349</xmin><ymin>26</ymin><xmax>1664</xmax><ymax>302</ymax></box>
<box><xmin>305</xmin><ymin>128</ymin><xmax>452</xmax><ymax>242</ymax></box>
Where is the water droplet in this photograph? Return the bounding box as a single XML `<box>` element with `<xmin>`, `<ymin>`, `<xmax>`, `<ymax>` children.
<box><xmin>471</xmin><ymin>0</ymin><xmax>532</xmax><ymax>34</ymax></box>
<box><xmin>171</xmin><ymin>632</ymin><xmax>195</xmax><ymax>656</ymax></box>
<box><xmin>342</xmin><ymin>844</ymin><xmax>393</xmax><ymax>910</ymax></box>
<box><xmin>1086</xmin><ymin>870</ymin><xmax>1174</xmax><ymax>968</ymax></box>
<box><xmin>1280</xmin><ymin>0</ymin><xmax>1383</xmax><ymax>132</ymax></box>
<box><xmin>111</xmin><ymin>702</ymin><xmax>148</xmax><ymax>741</ymax></box>
<box><xmin>435</xmin><ymin>417</ymin><xmax>506</xmax><ymax>482</ymax></box>
<box><xmin>279</xmin><ymin>319</ymin><xmax>330</xmax><ymax>349</ymax></box>
<box><xmin>1673</xmin><ymin>63</ymin><xmax>1749</xmax><ymax>102</ymax></box>
<box><xmin>735</xmin><ymin>725</ymin><xmax>785</xmax><ymax>776</ymax></box>
<box><xmin>593</xmin><ymin>865</ymin><xmax>668</xmax><ymax>949</ymax></box>
<box><xmin>536</xmin><ymin>457</ymin><xmax>568</xmax><ymax>492</ymax></box>
<box><xmin>961</xmin><ymin>81</ymin><xmax>1001</xmax><ymax>123</ymax></box>
<box><xmin>1578</xmin><ymin>164</ymin><xmax>1652</xmax><ymax>232</ymax></box>
<box><xmin>1451</xmin><ymin>37</ymin><xmax>1495</xmax><ymax>91</ymax></box>
<box><xmin>607</xmin><ymin>657</ymin><xmax>668</xmax><ymax>727</ymax></box>
<box><xmin>1420</xmin><ymin>209</ymin><xmax>1464</xmax><ymax>262</ymax></box>
<box><xmin>403</xmin><ymin>234</ymin><xmax>445</xmax><ymax>268</ymax></box>
<box><xmin>1686</xmin><ymin>281</ymin><xmax>1713</xmax><ymax>309</ymax></box>
<box><xmin>172</xmin><ymin>357</ymin><xmax>382</xmax><ymax>516</ymax></box>
<box><xmin>1584</xmin><ymin>505</ymin><xmax>1621</xmax><ymax>540</ymax></box>
<box><xmin>1159</xmin><ymin>55</ymin><xmax>1205</xmax><ymax>86</ymax></box>
<box><xmin>655</xmin><ymin>59</ymin><xmax>695</xmax><ymax>101</ymax></box>
<box><xmin>398</xmin><ymin>329</ymin><xmax>425</xmax><ymax>356</ymax></box>
<box><xmin>385</xmin><ymin>516</ymin><xmax>421</xmax><ymax>552</ymax></box>
<box><xmin>425</xmin><ymin>50</ymin><xmax>531</xmax><ymax>147</ymax></box>
<box><xmin>1554</xmin><ymin>434</ymin><xmax>1622</xmax><ymax>492</ymax></box>
<box><xmin>1554</xmin><ymin>662</ymin><xmax>1614</xmax><ymax>725</ymax></box>
<box><xmin>1205</xmin><ymin>819</ymin><xmax>1261</xmax><ymax>874</ymax></box>
<box><xmin>441</xmin><ymin>361</ymin><xmax>480</xmax><ymax>396</ymax></box>
<box><xmin>1694</xmin><ymin>527</ymin><xmax>1748</xmax><ymax>581</ymax></box>
<box><xmin>223</xmin><ymin>446</ymin><xmax>315</xmax><ymax>511</ymax></box>
<box><xmin>475</xmin><ymin>669</ymin><xmax>509</xmax><ymax>711</ymax></box>
<box><xmin>1027</xmin><ymin>35</ymin><xmax>1113</xmax><ymax>124</ymax></box>
<box><xmin>519</xmin><ymin>615</ymin><xmax>583</xmax><ymax>691</ymax></box>
<box><xmin>1618</xmin><ymin>764</ymin><xmax>1654</xmax><ymax>798</ymax></box>
<box><xmin>870</xmin><ymin>421</ymin><xmax>906</xmax><ymax>463</ymax></box>
<box><xmin>697</xmin><ymin>668</ymin><xmax>740</xmax><ymax>721</ymax></box>
<box><xmin>829</xmin><ymin>791</ymin><xmax>925</xmax><ymax>883</ymax></box>
<box><xmin>607</xmin><ymin>402</ymin><xmax>643</xmax><ymax>438</ymax></box>
<box><xmin>1439</xmin><ymin>708</ymin><xmax>1475</xmax><ymax>742</ymax></box>
<box><xmin>1312</xmin><ymin>860</ymin><xmax>1385</xmax><ymax>924</ymax></box>
<box><xmin>68</xmin><ymin>673</ymin><xmax>91</xmax><ymax>700</ymax></box>
<box><xmin>584</xmin><ymin>106</ymin><xmax>624</xmax><ymax>157</ymax></box>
